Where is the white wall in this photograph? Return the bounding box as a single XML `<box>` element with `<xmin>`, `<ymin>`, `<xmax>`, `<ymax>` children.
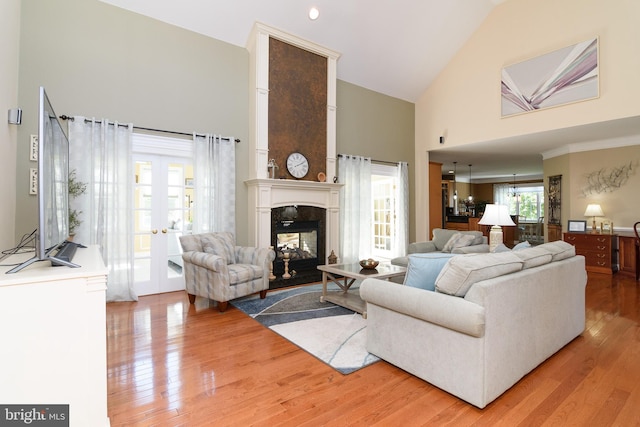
<box><xmin>0</xmin><ymin>0</ymin><xmax>21</xmax><ymax>250</ymax></box>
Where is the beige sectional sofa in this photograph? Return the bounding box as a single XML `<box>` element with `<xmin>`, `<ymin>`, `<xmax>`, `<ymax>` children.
<box><xmin>360</xmin><ymin>241</ymin><xmax>587</xmax><ymax>408</ymax></box>
<box><xmin>391</xmin><ymin>228</ymin><xmax>489</xmax><ymax>267</ymax></box>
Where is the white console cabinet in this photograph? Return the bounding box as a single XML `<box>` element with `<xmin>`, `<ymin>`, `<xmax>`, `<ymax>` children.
<box><xmin>0</xmin><ymin>246</ymin><xmax>109</xmax><ymax>426</ymax></box>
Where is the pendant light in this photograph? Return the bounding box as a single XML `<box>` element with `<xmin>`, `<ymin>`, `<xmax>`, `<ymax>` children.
<box><xmin>467</xmin><ymin>164</ymin><xmax>473</xmax><ymax>202</ymax></box>
<box><xmin>453</xmin><ymin>162</ymin><xmax>458</xmax><ymax>214</ymax></box>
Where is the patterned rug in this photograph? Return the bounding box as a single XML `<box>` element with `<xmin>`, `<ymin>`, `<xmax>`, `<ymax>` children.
<box><xmin>232</xmin><ymin>283</ymin><xmax>379</xmax><ymax>374</ymax></box>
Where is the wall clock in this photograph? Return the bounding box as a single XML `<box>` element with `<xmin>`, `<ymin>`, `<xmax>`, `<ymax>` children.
<box><xmin>286</xmin><ymin>152</ymin><xmax>309</xmax><ymax>179</ymax></box>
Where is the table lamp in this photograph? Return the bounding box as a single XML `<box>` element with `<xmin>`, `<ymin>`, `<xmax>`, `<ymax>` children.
<box><xmin>478</xmin><ymin>204</ymin><xmax>516</xmax><ymax>252</ymax></box>
<box><xmin>584</xmin><ymin>204</ymin><xmax>604</xmax><ymax>232</ymax></box>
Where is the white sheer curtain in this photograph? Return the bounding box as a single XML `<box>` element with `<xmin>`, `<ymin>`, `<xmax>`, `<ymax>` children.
<box><xmin>68</xmin><ymin>116</ymin><xmax>136</xmax><ymax>302</ymax></box>
<box><xmin>192</xmin><ymin>134</ymin><xmax>236</xmax><ymax>234</ymax></box>
<box><xmin>392</xmin><ymin>161</ymin><xmax>409</xmax><ymax>258</ymax></box>
<box><xmin>339</xmin><ymin>155</ymin><xmax>371</xmax><ymax>264</ymax></box>
<box><xmin>494</xmin><ymin>184</ymin><xmax>511</xmax><ymax>207</ymax></box>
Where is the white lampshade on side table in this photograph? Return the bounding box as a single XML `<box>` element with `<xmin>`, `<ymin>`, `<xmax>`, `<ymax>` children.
<box><xmin>584</xmin><ymin>204</ymin><xmax>604</xmax><ymax>232</ymax></box>
<box><xmin>479</xmin><ymin>204</ymin><xmax>516</xmax><ymax>252</ymax></box>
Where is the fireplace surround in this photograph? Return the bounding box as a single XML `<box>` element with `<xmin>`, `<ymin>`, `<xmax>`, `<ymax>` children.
<box><xmin>245</xmin><ymin>178</ymin><xmax>342</xmax><ymax>287</ymax></box>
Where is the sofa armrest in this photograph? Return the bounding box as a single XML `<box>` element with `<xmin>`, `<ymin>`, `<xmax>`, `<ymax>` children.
<box><xmin>182</xmin><ymin>251</ymin><xmax>225</xmax><ymax>272</ymax></box>
<box><xmin>360</xmin><ymin>278</ymin><xmax>485</xmax><ymax>338</ymax></box>
<box><xmin>453</xmin><ymin>244</ymin><xmax>490</xmax><ymax>254</ymax></box>
<box><xmin>408</xmin><ymin>241</ymin><xmax>437</xmax><ymax>254</ymax></box>
<box><xmin>236</xmin><ymin>246</ymin><xmax>275</xmax><ymax>266</ymax></box>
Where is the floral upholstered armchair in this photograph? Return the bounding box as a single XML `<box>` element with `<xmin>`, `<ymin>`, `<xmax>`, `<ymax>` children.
<box><xmin>179</xmin><ymin>232</ymin><xmax>275</xmax><ymax>312</ymax></box>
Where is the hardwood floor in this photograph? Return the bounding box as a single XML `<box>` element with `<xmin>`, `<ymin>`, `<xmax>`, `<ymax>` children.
<box><xmin>107</xmin><ymin>273</ymin><xmax>640</xmax><ymax>426</ymax></box>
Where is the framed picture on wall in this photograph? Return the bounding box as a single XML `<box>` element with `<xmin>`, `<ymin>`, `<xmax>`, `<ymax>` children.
<box><xmin>568</xmin><ymin>220</ymin><xmax>587</xmax><ymax>233</ymax></box>
<box><xmin>548</xmin><ymin>175</ymin><xmax>561</xmax><ymax>225</ymax></box>
<box><xmin>600</xmin><ymin>221</ymin><xmax>613</xmax><ymax>234</ymax></box>
<box><xmin>501</xmin><ymin>38</ymin><xmax>599</xmax><ymax>117</ymax></box>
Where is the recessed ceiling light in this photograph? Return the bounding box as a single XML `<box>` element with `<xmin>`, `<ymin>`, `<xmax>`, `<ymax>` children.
<box><xmin>309</xmin><ymin>7</ymin><xmax>320</xmax><ymax>20</ymax></box>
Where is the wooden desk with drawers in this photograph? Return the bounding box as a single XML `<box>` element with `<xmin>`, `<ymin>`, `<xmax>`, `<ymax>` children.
<box><xmin>563</xmin><ymin>232</ymin><xmax>618</xmax><ymax>275</ymax></box>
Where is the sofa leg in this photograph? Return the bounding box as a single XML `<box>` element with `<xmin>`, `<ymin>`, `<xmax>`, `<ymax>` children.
<box><xmin>187</xmin><ymin>293</ymin><xmax>196</xmax><ymax>304</ymax></box>
<box><xmin>217</xmin><ymin>301</ymin><xmax>229</xmax><ymax>312</ymax></box>
<box><xmin>259</xmin><ymin>289</ymin><xmax>268</xmax><ymax>299</ymax></box>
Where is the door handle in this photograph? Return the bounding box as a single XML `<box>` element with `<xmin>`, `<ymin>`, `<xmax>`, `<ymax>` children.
<box><xmin>152</xmin><ymin>229</ymin><xmax>158</xmax><ymax>234</ymax></box>
<box><xmin>162</xmin><ymin>228</ymin><xmax>167</xmax><ymax>234</ymax></box>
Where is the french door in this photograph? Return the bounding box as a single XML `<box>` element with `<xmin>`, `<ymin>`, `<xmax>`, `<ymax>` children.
<box><xmin>133</xmin><ymin>153</ymin><xmax>193</xmax><ymax>296</ymax></box>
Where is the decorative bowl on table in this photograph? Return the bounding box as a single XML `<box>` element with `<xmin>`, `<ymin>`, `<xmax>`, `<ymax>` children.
<box><xmin>359</xmin><ymin>258</ymin><xmax>379</xmax><ymax>269</ymax></box>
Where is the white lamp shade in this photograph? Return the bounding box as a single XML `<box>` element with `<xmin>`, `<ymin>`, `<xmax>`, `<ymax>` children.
<box><xmin>478</xmin><ymin>204</ymin><xmax>515</xmax><ymax>226</ymax></box>
<box><xmin>584</xmin><ymin>204</ymin><xmax>604</xmax><ymax>217</ymax></box>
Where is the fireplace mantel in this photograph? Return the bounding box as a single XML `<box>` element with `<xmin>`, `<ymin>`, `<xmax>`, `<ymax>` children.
<box><xmin>245</xmin><ymin>179</ymin><xmax>342</xmax><ymax>262</ymax></box>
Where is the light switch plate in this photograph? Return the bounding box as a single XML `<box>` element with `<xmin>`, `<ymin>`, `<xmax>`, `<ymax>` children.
<box><xmin>30</xmin><ymin>135</ymin><xmax>38</xmax><ymax>161</ymax></box>
<box><xmin>29</xmin><ymin>168</ymin><xmax>38</xmax><ymax>195</ymax></box>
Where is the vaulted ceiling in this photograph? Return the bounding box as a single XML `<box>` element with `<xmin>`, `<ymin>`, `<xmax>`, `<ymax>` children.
<box><xmin>99</xmin><ymin>0</ymin><xmax>506</xmax><ymax>103</ymax></box>
<box><xmin>99</xmin><ymin>1</ymin><xmax>639</xmax><ymax>182</ymax></box>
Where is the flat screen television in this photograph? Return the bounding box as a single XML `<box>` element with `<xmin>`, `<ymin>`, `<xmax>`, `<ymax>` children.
<box><xmin>7</xmin><ymin>87</ymin><xmax>79</xmax><ymax>273</ymax></box>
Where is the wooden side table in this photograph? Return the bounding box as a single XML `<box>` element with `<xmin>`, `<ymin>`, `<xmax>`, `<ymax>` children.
<box><xmin>563</xmin><ymin>232</ymin><xmax>618</xmax><ymax>275</ymax></box>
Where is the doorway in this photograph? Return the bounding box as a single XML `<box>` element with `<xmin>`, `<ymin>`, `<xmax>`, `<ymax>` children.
<box><xmin>132</xmin><ymin>140</ymin><xmax>193</xmax><ymax>296</ymax></box>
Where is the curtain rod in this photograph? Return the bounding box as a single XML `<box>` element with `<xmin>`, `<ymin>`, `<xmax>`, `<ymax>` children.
<box><xmin>337</xmin><ymin>154</ymin><xmax>408</xmax><ymax>166</ymax></box>
<box><xmin>59</xmin><ymin>115</ymin><xmax>240</xmax><ymax>143</ymax></box>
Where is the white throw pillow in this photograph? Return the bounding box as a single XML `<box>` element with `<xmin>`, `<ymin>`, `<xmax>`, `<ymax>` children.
<box><xmin>442</xmin><ymin>233</ymin><xmax>476</xmax><ymax>252</ymax></box>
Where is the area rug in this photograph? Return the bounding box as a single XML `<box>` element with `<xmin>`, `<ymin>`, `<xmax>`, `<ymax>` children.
<box><xmin>232</xmin><ymin>283</ymin><xmax>379</xmax><ymax>374</ymax></box>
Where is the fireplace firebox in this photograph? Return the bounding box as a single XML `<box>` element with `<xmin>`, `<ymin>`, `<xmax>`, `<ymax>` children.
<box><xmin>271</xmin><ymin>206</ymin><xmax>326</xmax><ymax>288</ymax></box>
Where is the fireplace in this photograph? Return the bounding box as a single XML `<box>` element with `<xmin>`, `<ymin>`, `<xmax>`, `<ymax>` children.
<box><xmin>271</xmin><ymin>206</ymin><xmax>326</xmax><ymax>288</ymax></box>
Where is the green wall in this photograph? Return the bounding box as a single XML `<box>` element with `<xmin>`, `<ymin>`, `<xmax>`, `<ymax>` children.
<box><xmin>336</xmin><ymin>80</ymin><xmax>416</xmax><ymax>240</ymax></box>
<box><xmin>15</xmin><ymin>0</ymin><xmax>416</xmax><ymax>245</ymax></box>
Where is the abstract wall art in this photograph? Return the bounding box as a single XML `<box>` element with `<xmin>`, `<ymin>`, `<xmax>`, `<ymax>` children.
<box><xmin>581</xmin><ymin>161</ymin><xmax>635</xmax><ymax>196</ymax></box>
<box><xmin>501</xmin><ymin>38</ymin><xmax>599</xmax><ymax>117</ymax></box>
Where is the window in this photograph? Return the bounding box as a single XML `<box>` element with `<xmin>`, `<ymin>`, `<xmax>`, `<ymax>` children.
<box><xmin>371</xmin><ymin>164</ymin><xmax>399</xmax><ymax>259</ymax></box>
<box><xmin>494</xmin><ymin>183</ymin><xmax>545</xmax><ymax>221</ymax></box>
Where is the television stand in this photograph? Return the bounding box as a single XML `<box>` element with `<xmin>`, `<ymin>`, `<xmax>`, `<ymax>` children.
<box><xmin>0</xmin><ymin>246</ymin><xmax>109</xmax><ymax>426</ymax></box>
<box><xmin>5</xmin><ymin>240</ymin><xmax>82</xmax><ymax>274</ymax></box>
<box><xmin>51</xmin><ymin>240</ymin><xmax>83</xmax><ymax>267</ymax></box>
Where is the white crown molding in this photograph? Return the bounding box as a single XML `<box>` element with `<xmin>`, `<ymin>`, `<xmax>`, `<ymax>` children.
<box><xmin>247</xmin><ymin>22</ymin><xmax>341</xmax><ymax>60</ymax></box>
<box><xmin>542</xmin><ymin>134</ymin><xmax>640</xmax><ymax>160</ymax></box>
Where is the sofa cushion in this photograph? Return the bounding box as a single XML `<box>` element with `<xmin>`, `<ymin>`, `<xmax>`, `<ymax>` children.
<box><xmin>512</xmin><ymin>247</ymin><xmax>553</xmax><ymax>269</ymax></box>
<box><xmin>435</xmin><ymin>252</ymin><xmax>524</xmax><ymax>297</ymax></box>
<box><xmin>432</xmin><ymin>228</ymin><xmax>455</xmax><ymax>251</ymax></box>
<box><xmin>538</xmin><ymin>240</ymin><xmax>576</xmax><ymax>261</ymax></box>
<box><xmin>228</xmin><ymin>263</ymin><xmax>263</xmax><ymax>285</ymax></box>
<box><xmin>442</xmin><ymin>233</ymin><xmax>476</xmax><ymax>252</ymax></box>
<box><xmin>404</xmin><ymin>253</ymin><xmax>457</xmax><ymax>291</ymax></box>
<box><xmin>202</xmin><ymin>232</ymin><xmax>236</xmax><ymax>264</ymax></box>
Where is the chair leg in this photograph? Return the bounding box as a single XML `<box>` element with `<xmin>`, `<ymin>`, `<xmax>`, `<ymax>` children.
<box><xmin>217</xmin><ymin>301</ymin><xmax>229</xmax><ymax>312</ymax></box>
<box><xmin>635</xmin><ymin>245</ymin><xmax>639</xmax><ymax>281</ymax></box>
<box><xmin>260</xmin><ymin>289</ymin><xmax>268</xmax><ymax>299</ymax></box>
<box><xmin>187</xmin><ymin>293</ymin><xmax>196</xmax><ymax>304</ymax></box>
